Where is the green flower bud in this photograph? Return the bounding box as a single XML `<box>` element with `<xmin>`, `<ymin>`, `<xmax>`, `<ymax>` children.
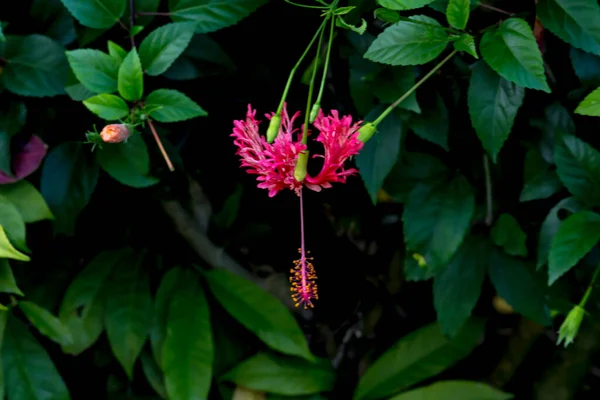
<box><xmin>294</xmin><ymin>151</ymin><xmax>310</xmax><ymax>182</ymax></box>
<box><xmin>557</xmin><ymin>305</ymin><xmax>586</xmax><ymax>348</ymax></box>
<box><xmin>266</xmin><ymin>114</ymin><xmax>282</xmax><ymax>143</ymax></box>
<box><xmin>309</xmin><ymin>103</ymin><xmax>320</xmax><ymax>123</ymax></box>
<box><xmin>357</xmin><ymin>122</ymin><xmax>377</xmax><ymax>142</ymax></box>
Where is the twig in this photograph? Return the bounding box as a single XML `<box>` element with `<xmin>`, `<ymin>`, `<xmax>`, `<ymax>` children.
<box><xmin>483</xmin><ymin>154</ymin><xmax>493</xmax><ymax>226</ymax></box>
<box><xmin>479</xmin><ymin>2</ymin><xmax>515</xmax><ymax>17</ymax></box>
<box><xmin>147</xmin><ymin>119</ymin><xmax>175</xmax><ymax>172</ymax></box>
<box><xmin>129</xmin><ymin>0</ymin><xmax>136</xmax><ymax>48</ymax></box>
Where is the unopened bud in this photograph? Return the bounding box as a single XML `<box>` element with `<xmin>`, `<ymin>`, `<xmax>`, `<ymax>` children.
<box><xmin>357</xmin><ymin>122</ymin><xmax>377</xmax><ymax>142</ymax></box>
<box><xmin>309</xmin><ymin>103</ymin><xmax>320</xmax><ymax>123</ymax></box>
<box><xmin>100</xmin><ymin>124</ymin><xmax>130</xmax><ymax>143</ymax></box>
<box><xmin>266</xmin><ymin>114</ymin><xmax>282</xmax><ymax>143</ymax></box>
<box><xmin>294</xmin><ymin>151</ymin><xmax>309</xmax><ymax>182</ymax></box>
<box><xmin>557</xmin><ymin>305</ymin><xmax>585</xmax><ymax>348</ymax></box>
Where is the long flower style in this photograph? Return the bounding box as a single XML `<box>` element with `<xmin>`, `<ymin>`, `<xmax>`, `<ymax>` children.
<box><xmin>231</xmin><ymin>104</ymin><xmax>364</xmax><ymax>308</ymax></box>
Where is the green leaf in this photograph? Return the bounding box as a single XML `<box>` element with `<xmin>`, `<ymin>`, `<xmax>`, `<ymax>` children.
<box><xmin>107</xmin><ymin>40</ymin><xmax>127</xmax><ymax>63</ymax></box>
<box><xmin>96</xmin><ymin>135</ymin><xmax>159</xmax><ymax>188</ymax></box>
<box><xmin>446</xmin><ymin>0</ymin><xmax>470</xmax><ymax>30</ymax></box>
<box><xmin>0</xmin><ymin>259</ymin><xmax>23</xmax><ymax>296</ymax></box>
<box><xmin>468</xmin><ymin>61</ymin><xmax>525</xmax><ymax>162</ymax></box>
<box><xmin>150</xmin><ymin>267</ymin><xmax>181</xmax><ymax>367</ymax></box>
<box><xmin>353</xmin><ymin>319</ymin><xmax>485</xmax><ymax>400</ymax></box>
<box><xmin>374</xmin><ymin>8</ymin><xmax>400</xmax><ymax>24</ymax></box>
<box><xmin>372</xmin><ymin>67</ymin><xmax>421</xmax><ymax>113</ymax></box>
<box><xmin>403</xmin><ymin>174</ymin><xmax>475</xmax><ymax>268</ymax></box>
<box><xmin>537</xmin><ymin>0</ymin><xmax>600</xmax><ymax>55</ymax></box>
<box><xmin>118</xmin><ymin>49</ymin><xmax>143</xmax><ymax>101</ymax></box>
<box><xmin>60</xmin><ymin>0</ymin><xmax>126</xmax><ymax>29</ymax></box>
<box><xmin>554</xmin><ymin>134</ymin><xmax>600</xmax><ymax>206</ymax></box>
<box><xmin>83</xmin><ymin>94</ymin><xmax>129</xmax><ymax>120</ymax></box>
<box><xmin>364</xmin><ymin>15</ymin><xmax>450</xmax><ymax>66</ymax></box>
<box><xmin>377</xmin><ymin>0</ymin><xmax>436</xmax><ymax>10</ymax></box>
<box><xmin>410</xmin><ymin>91</ymin><xmax>449</xmax><ymax>150</ymax></box>
<box><xmin>19</xmin><ymin>301</ymin><xmax>73</xmax><ymax>346</ymax></box>
<box><xmin>454</xmin><ymin>33</ymin><xmax>478</xmax><ymax>58</ymax></box>
<box><xmin>0</xmin><ymin>194</ymin><xmax>27</xmax><ymax>251</ymax></box>
<box><xmin>105</xmin><ymin>248</ymin><xmax>153</xmax><ymax>378</ymax></box>
<box><xmin>537</xmin><ymin>197</ymin><xmax>584</xmax><ymax>269</ymax></box>
<box><xmin>139</xmin><ymin>22</ymin><xmax>197</xmax><ymax>76</ymax></box>
<box><xmin>140</xmin><ymin>351</ymin><xmax>167</xmax><ymax>399</ymax></box>
<box><xmin>2</xmin><ymin>316</ymin><xmax>70</xmax><ymax>400</ymax></box>
<box><xmin>0</xmin><ymin>226</ymin><xmax>29</xmax><ymax>261</ymax></box>
<box><xmin>434</xmin><ymin>237</ymin><xmax>488</xmax><ymax>337</ymax></box>
<box><xmin>0</xmin><ymin>24</ymin><xmax>4</xmax><ymax>42</ymax></box>
<box><xmin>1</xmin><ymin>34</ymin><xmax>68</xmax><ymax>97</ymax></box>
<box><xmin>222</xmin><ymin>353</ymin><xmax>335</xmax><ymax>396</ymax></box>
<box><xmin>64</xmin><ymin>69</ymin><xmax>95</xmax><ymax>101</ymax></box>
<box><xmin>0</xmin><ymin>181</ymin><xmax>54</xmax><ymax>223</ymax></box>
<box><xmin>570</xmin><ymin>47</ymin><xmax>600</xmax><ymax>87</ymax></box>
<box><xmin>134</xmin><ymin>0</ymin><xmax>161</xmax><ymax>26</ymax></box>
<box><xmin>532</xmin><ymin>102</ymin><xmax>575</xmax><ymax>164</ymax></box>
<box><xmin>204</xmin><ymin>269</ymin><xmax>314</xmax><ymax>362</ymax></box>
<box><xmin>66</xmin><ymin>49</ymin><xmax>120</xmax><ymax>94</ymax></box>
<box><xmin>548</xmin><ymin>211</ymin><xmax>600</xmax><ymax>285</ymax></box>
<box><xmin>429</xmin><ymin>0</ymin><xmax>479</xmax><ymax>13</ymax></box>
<box><xmin>489</xmin><ymin>250</ymin><xmax>550</xmax><ymax>326</ymax></box>
<box><xmin>145</xmin><ymin>89</ymin><xmax>207</xmax><ymax>122</ymax></box>
<box><xmin>520</xmin><ymin>170</ymin><xmax>562</xmax><ymax>202</ymax></box>
<box><xmin>40</xmin><ymin>142</ymin><xmax>99</xmax><ymax>235</ymax></box>
<box><xmin>59</xmin><ymin>249</ymin><xmax>125</xmax><ymax>355</ymax></box>
<box><xmin>491</xmin><ymin>214</ymin><xmax>528</xmax><ymax>257</ymax></box>
<box><xmin>169</xmin><ymin>0</ymin><xmax>268</xmax><ymax>33</ymax></box>
<box><xmin>356</xmin><ymin>107</ymin><xmax>404</xmax><ymax>203</ymax></box>
<box><xmin>162</xmin><ymin>270</ymin><xmax>213</xmax><ymax>400</ymax></box>
<box><xmin>575</xmin><ymin>87</ymin><xmax>600</xmax><ymax>116</ymax></box>
<box><xmin>336</xmin><ymin>17</ymin><xmax>367</xmax><ymax>35</ymax></box>
<box><xmin>480</xmin><ymin>18</ymin><xmax>550</xmax><ymax>92</ymax></box>
<box><xmin>384</xmin><ymin>152</ymin><xmax>449</xmax><ymax>202</ymax></box>
<box><xmin>388</xmin><ymin>380</ymin><xmax>513</xmax><ymax>400</ymax></box>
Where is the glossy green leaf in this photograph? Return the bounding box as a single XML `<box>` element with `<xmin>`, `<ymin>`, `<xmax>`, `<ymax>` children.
<box><xmin>2</xmin><ymin>316</ymin><xmax>70</xmax><ymax>400</ymax></box>
<box><xmin>372</xmin><ymin>67</ymin><xmax>420</xmax><ymax>113</ymax></box>
<box><xmin>19</xmin><ymin>301</ymin><xmax>73</xmax><ymax>346</ymax></box>
<box><xmin>118</xmin><ymin>49</ymin><xmax>143</xmax><ymax>101</ymax></box>
<box><xmin>133</xmin><ymin>0</ymin><xmax>161</xmax><ymax>26</ymax></box>
<box><xmin>532</xmin><ymin>102</ymin><xmax>575</xmax><ymax>164</ymax></box>
<box><xmin>0</xmin><ymin>259</ymin><xmax>23</xmax><ymax>296</ymax></box>
<box><xmin>60</xmin><ymin>0</ymin><xmax>126</xmax><ymax>29</ymax></box>
<box><xmin>169</xmin><ymin>0</ymin><xmax>268</xmax><ymax>33</ymax></box>
<box><xmin>139</xmin><ymin>22</ymin><xmax>197</xmax><ymax>76</ymax></box>
<box><xmin>96</xmin><ymin>135</ymin><xmax>160</xmax><ymax>188</ymax></box>
<box><xmin>59</xmin><ymin>249</ymin><xmax>126</xmax><ymax>355</ymax></box>
<box><xmin>150</xmin><ymin>267</ymin><xmax>181</xmax><ymax>367</ymax></box>
<box><xmin>537</xmin><ymin>197</ymin><xmax>584</xmax><ymax>269</ymax></box>
<box><xmin>145</xmin><ymin>89</ymin><xmax>207</xmax><ymax>122</ymax></box>
<box><xmin>403</xmin><ymin>174</ymin><xmax>475</xmax><ymax>268</ymax></box>
<box><xmin>162</xmin><ymin>270</ymin><xmax>213</xmax><ymax>400</ymax></box>
<box><xmin>520</xmin><ymin>150</ymin><xmax>563</xmax><ymax>202</ymax></box>
<box><xmin>83</xmin><ymin>94</ymin><xmax>129</xmax><ymax>120</ymax></box>
<box><xmin>0</xmin><ymin>226</ymin><xmax>29</xmax><ymax>261</ymax></box>
<box><xmin>64</xmin><ymin>69</ymin><xmax>95</xmax><ymax>101</ymax></box>
<box><xmin>377</xmin><ymin>0</ymin><xmax>435</xmax><ymax>10</ymax></box>
<box><xmin>66</xmin><ymin>49</ymin><xmax>120</xmax><ymax>93</ymax></box>
<box><xmin>575</xmin><ymin>87</ymin><xmax>600</xmax><ymax>116</ymax></box>
<box><xmin>0</xmin><ymin>181</ymin><xmax>54</xmax><ymax>223</ymax></box>
<box><xmin>105</xmin><ymin>248</ymin><xmax>153</xmax><ymax>378</ymax></box>
<box><xmin>480</xmin><ymin>18</ymin><xmax>550</xmax><ymax>92</ymax></box>
<box><xmin>356</xmin><ymin>107</ymin><xmax>404</xmax><ymax>203</ymax></box>
<box><xmin>204</xmin><ymin>269</ymin><xmax>314</xmax><ymax>362</ymax></box>
<box><xmin>384</xmin><ymin>152</ymin><xmax>449</xmax><ymax>203</ymax></box>
<box><xmin>0</xmin><ymin>102</ymin><xmax>26</xmax><ymax>174</ymax></box>
<box><xmin>388</xmin><ymin>380</ymin><xmax>513</xmax><ymax>400</ymax></box>
<box><xmin>1</xmin><ymin>34</ymin><xmax>68</xmax><ymax>97</ymax></box>
<box><xmin>374</xmin><ymin>8</ymin><xmax>400</xmax><ymax>24</ymax></box>
<box><xmin>410</xmin><ymin>91</ymin><xmax>449</xmax><ymax>150</ymax></box>
<box><xmin>554</xmin><ymin>134</ymin><xmax>600</xmax><ymax>206</ymax></box>
<box><xmin>537</xmin><ymin>0</ymin><xmax>600</xmax><ymax>55</ymax></box>
<box><xmin>428</xmin><ymin>0</ymin><xmax>479</xmax><ymax>13</ymax></box>
<box><xmin>489</xmin><ymin>250</ymin><xmax>550</xmax><ymax>326</ymax></box>
<box><xmin>107</xmin><ymin>40</ymin><xmax>127</xmax><ymax>63</ymax></box>
<box><xmin>40</xmin><ymin>141</ymin><xmax>99</xmax><ymax>235</ymax></box>
<box><xmin>570</xmin><ymin>47</ymin><xmax>600</xmax><ymax>86</ymax></box>
<box><xmin>454</xmin><ymin>33</ymin><xmax>478</xmax><ymax>58</ymax></box>
<box><xmin>468</xmin><ymin>61</ymin><xmax>525</xmax><ymax>162</ymax></box>
<box><xmin>222</xmin><ymin>353</ymin><xmax>335</xmax><ymax>396</ymax></box>
<box><xmin>140</xmin><ymin>351</ymin><xmax>167</xmax><ymax>399</ymax></box>
<box><xmin>446</xmin><ymin>0</ymin><xmax>470</xmax><ymax>30</ymax></box>
<box><xmin>434</xmin><ymin>237</ymin><xmax>488</xmax><ymax>337</ymax></box>
<box><xmin>364</xmin><ymin>15</ymin><xmax>450</xmax><ymax>66</ymax></box>
<box><xmin>491</xmin><ymin>214</ymin><xmax>528</xmax><ymax>257</ymax></box>
<box><xmin>548</xmin><ymin>211</ymin><xmax>600</xmax><ymax>285</ymax></box>
<box><xmin>0</xmin><ymin>194</ymin><xmax>27</xmax><ymax>251</ymax></box>
<box><xmin>353</xmin><ymin>319</ymin><xmax>485</xmax><ymax>400</ymax></box>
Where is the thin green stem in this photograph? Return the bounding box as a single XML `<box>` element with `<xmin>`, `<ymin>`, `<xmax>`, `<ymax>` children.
<box><xmin>313</xmin><ymin>14</ymin><xmax>336</xmax><ymax>110</ymax></box>
<box><xmin>276</xmin><ymin>17</ymin><xmax>329</xmax><ymax>115</ymax></box>
<box><xmin>580</xmin><ymin>262</ymin><xmax>600</xmax><ymax>307</ymax></box>
<box><xmin>284</xmin><ymin>0</ymin><xmax>328</xmax><ymax>9</ymax></box>
<box><xmin>397</xmin><ymin>15</ymin><xmax>460</xmax><ymax>34</ymax></box>
<box><xmin>372</xmin><ymin>50</ymin><xmax>458</xmax><ymax>127</ymax></box>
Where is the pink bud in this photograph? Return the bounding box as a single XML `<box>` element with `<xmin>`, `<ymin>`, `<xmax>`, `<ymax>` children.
<box><xmin>100</xmin><ymin>124</ymin><xmax>130</xmax><ymax>143</ymax></box>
